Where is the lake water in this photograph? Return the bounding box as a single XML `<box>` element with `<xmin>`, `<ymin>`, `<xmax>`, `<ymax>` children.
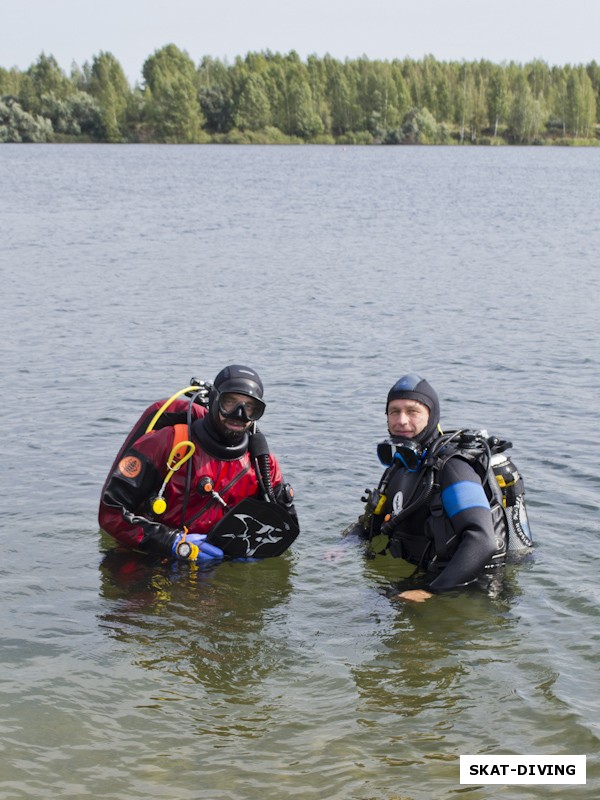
<box><xmin>1</xmin><ymin>143</ymin><xmax>599</xmax><ymax>799</ymax></box>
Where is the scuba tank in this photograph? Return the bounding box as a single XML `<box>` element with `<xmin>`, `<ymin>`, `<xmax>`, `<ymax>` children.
<box><xmin>490</xmin><ymin>451</ymin><xmax>533</xmax><ymax>550</ymax></box>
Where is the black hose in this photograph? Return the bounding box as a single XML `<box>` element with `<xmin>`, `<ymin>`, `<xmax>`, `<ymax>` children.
<box><xmin>180</xmin><ymin>388</ymin><xmax>205</xmax><ymax>527</ymax></box>
<box><xmin>249</xmin><ymin>429</ymin><xmax>276</xmax><ymax>502</ymax></box>
<box><xmin>379</xmin><ymin>468</ymin><xmax>435</xmax><ymax>536</ymax></box>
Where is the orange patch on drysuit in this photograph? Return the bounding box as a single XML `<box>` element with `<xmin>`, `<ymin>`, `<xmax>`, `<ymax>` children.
<box><xmin>118</xmin><ymin>455</ymin><xmax>142</xmax><ymax>479</ymax></box>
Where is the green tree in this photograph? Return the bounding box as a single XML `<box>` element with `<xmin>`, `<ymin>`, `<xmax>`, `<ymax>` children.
<box><xmin>469</xmin><ymin>66</ymin><xmax>489</xmax><ymax>141</ymax></box>
<box><xmin>88</xmin><ymin>51</ymin><xmax>131</xmax><ymax>141</ymax></box>
<box><xmin>235</xmin><ymin>72</ymin><xmax>271</xmax><ymax>130</ymax></box>
<box><xmin>565</xmin><ymin>67</ymin><xmax>596</xmax><ymax>137</ymax></box>
<box><xmin>455</xmin><ymin>63</ymin><xmax>473</xmax><ymax>142</ymax></box>
<box><xmin>420</xmin><ymin>55</ymin><xmax>441</xmax><ymax>118</ymax></box>
<box><xmin>142</xmin><ymin>44</ymin><xmax>204</xmax><ymax>142</ymax></box>
<box><xmin>23</xmin><ymin>53</ymin><xmax>72</xmax><ymax>114</ymax></box>
<box><xmin>40</xmin><ymin>91</ymin><xmax>103</xmax><ymax>137</ymax></box>
<box><xmin>324</xmin><ymin>58</ymin><xmax>354</xmax><ymax>135</ymax></box>
<box><xmin>487</xmin><ymin>67</ymin><xmax>509</xmax><ymax>137</ymax></box>
<box><xmin>285</xmin><ymin>63</ymin><xmax>323</xmax><ymax>138</ymax></box>
<box><xmin>306</xmin><ymin>54</ymin><xmax>331</xmax><ymax>134</ymax></box>
<box><xmin>0</xmin><ymin>97</ymin><xmax>53</xmax><ymax>141</ymax></box>
<box><xmin>389</xmin><ymin>62</ymin><xmax>412</xmax><ymax>120</ymax></box>
<box><xmin>0</xmin><ymin>67</ymin><xmax>23</xmax><ymax>98</ymax></box>
<box><xmin>198</xmin><ymin>56</ymin><xmax>235</xmax><ymax>133</ymax></box>
<box><xmin>527</xmin><ymin>59</ymin><xmax>552</xmax><ymax>100</ymax></box>
<box><xmin>508</xmin><ymin>73</ymin><xmax>547</xmax><ymax>143</ymax></box>
<box><xmin>249</xmin><ymin>56</ymin><xmax>284</xmax><ymax>133</ymax></box>
<box><xmin>254</xmin><ymin>52</ymin><xmax>324</xmax><ymax>138</ymax></box>
<box><xmin>435</xmin><ymin>70</ymin><xmax>452</xmax><ymax>124</ymax></box>
<box><xmin>398</xmin><ymin>106</ymin><xmax>448</xmax><ymax>144</ymax></box>
<box><xmin>585</xmin><ymin>60</ymin><xmax>600</xmax><ymax>123</ymax></box>
<box><xmin>352</xmin><ymin>59</ymin><xmax>400</xmax><ymax>136</ymax></box>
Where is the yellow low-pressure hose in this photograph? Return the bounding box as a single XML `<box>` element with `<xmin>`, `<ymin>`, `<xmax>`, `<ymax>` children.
<box><xmin>145</xmin><ymin>385</ymin><xmax>201</xmax><ymax>434</ymax></box>
<box><xmin>151</xmin><ymin>440</ymin><xmax>196</xmax><ymax>515</ymax></box>
<box><xmin>165</xmin><ymin>440</ymin><xmax>196</xmax><ymax>473</ymax></box>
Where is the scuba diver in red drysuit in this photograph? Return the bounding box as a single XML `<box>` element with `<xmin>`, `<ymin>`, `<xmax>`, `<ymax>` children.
<box><xmin>99</xmin><ymin>365</ymin><xmax>298</xmax><ymax>562</ymax></box>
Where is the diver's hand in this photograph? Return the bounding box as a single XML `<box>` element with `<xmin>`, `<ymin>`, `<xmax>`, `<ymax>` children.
<box><xmin>392</xmin><ymin>589</ymin><xmax>433</xmax><ymax>603</ymax></box>
<box><xmin>172</xmin><ymin>532</ymin><xmax>224</xmax><ymax>562</ymax></box>
<box><xmin>324</xmin><ymin>543</ymin><xmax>348</xmax><ymax>563</ymax></box>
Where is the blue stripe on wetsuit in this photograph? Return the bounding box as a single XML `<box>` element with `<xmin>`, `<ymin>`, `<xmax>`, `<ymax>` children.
<box><xmin>441</xmin><ymin>480</ymin><xmax>490</xmax><ymax>518</ymax></box>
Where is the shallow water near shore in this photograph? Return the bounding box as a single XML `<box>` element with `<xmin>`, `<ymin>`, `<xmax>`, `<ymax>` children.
<box><xmin>1</xmin><ymin>143</ymin><xmax>599</xmax><ymax>799</ymax></box>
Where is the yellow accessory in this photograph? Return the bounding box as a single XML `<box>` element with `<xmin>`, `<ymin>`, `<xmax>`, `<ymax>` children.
<box><xmin>145</xmin><ymin>385</ymin><xmax>201</xmax><ymax>434</ymax></box>
<box><xmin>151</xmin><ymin>439</ymin><xmax>196</xmax><ymax>515</ymax></box>
<box><xmin>175</xmin><ymin>529</ymin><xmax>200</xmax><ymax>561</ymax></box>
<box><xmin>373</xmin><ymin>493</ymin><xmax>387</xmax><ymax>515</ymax></box>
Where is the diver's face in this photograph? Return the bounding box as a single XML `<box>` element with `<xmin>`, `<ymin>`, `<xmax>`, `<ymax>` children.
<box><xmin>387</xmin><ymin>399</ymin><xmax>429</xmax><ymax>439</ymax></box>
<box><xmin>218</xmin><ymin>392</ymin><xmax>255</xmax><ymax>435</ymax></box>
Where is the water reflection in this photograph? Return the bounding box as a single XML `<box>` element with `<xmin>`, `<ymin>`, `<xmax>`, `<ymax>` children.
<box><xmin>344</xmin><ymin>547</ymin><xmax>563</xmax><ymax>793</ymax></box>
<box><xmin>353</xmin><ymin>560</ymin><xmax>524</xmax><ymax>711</ymax></box>
<box><xmin>98</xmin><ymin>536</ymin><xmax>294</xmax><ymax>695</ymax></box>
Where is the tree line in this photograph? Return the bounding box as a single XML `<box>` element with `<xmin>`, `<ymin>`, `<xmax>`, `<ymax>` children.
<box><xmin>1</xmin><ymin>46</ymin><xmax>598</xmax><ymax>145</ymax></box>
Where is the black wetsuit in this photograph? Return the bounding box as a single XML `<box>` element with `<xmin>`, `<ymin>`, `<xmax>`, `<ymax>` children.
<box><xmin>372</xmin><ymin>455</ymin><xmax>502</xmax><ymax>592</ymax></box>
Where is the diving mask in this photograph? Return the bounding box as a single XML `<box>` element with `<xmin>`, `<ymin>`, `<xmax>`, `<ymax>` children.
<box><xmin>218</xmin><ymin>392</ymin><xmax>265</xmax><ymax>422</ymax></box>
<box><xmin>377</xmin><ymin>438</ymin><xmax>423</xmax><ymax>470</ymax></box>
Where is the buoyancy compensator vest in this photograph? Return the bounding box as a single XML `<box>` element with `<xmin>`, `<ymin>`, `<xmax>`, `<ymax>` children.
<box><xmin>100</xmin><ymin>379</ymin><xmax>212</xmax><ymax>502</ymax></box>
<box><xmin>361</xmin><ymin>429</ymin><xmax>533</xmax><ymax>560</ymax></box>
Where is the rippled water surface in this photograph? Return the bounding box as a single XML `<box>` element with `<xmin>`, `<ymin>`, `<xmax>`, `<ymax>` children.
<box><xmin>1</xmin><ymin>144</ymin><xmax>599</xmax><ymax>799</ymax></box>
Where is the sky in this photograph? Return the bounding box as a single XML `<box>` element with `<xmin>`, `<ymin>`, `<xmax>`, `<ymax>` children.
<box><xmin>2</xmin><ymin>0</ymin><xmax>598</xmax><ymax>85</ymax></box>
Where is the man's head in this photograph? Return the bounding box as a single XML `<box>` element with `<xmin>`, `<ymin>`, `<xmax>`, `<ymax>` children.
<box><xmin>385</xmin><ymin>374</ymin><xmax>440</xmax><ymax>444</ymax></box>
<box><xmin>209</xmin><ymin>365</ymin><xmax>266</xmax><ymax>442</ymax></box>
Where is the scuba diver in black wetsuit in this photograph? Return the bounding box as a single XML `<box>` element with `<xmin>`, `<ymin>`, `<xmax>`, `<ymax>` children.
<box><xmin>351</xmin><ymin>375</ymin><xmax>533</xmax><ymax>603</ymax></box>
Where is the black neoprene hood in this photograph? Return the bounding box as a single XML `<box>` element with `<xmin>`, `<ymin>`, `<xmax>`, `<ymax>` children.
<box><xmin>386</xmin><ymin>374</ymin><xmax>441</xmax><ymax>444</ymax></box>
<box><xmin>213</xmin><ymin>365</ymin><xmax>264</xmax><ymax>401</ymax></box>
